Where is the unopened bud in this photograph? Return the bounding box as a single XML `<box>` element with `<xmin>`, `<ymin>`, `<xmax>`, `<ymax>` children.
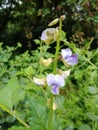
<box><xmin>48</xmin><ymin>18</ymin><xmax>59</xmax><ymax>26</ymax></box>
<box><xmin>58</xmin><ymin>69</ymin><xmax>71</xmax><ymax>79</ymax></box>
<box><xmin>33</xmin><ymin>77</ymin><xmax>46</xmax><ymax>86</ymax></box>
<box><xmin>60</xmin><ymin>15</ymin><xmax>65</xmax><ymax>21</ymax></box>
<box><xmin>40</xmin><ymin>57</ymin><xmax>53</xmax><ymax>67</ymax></box>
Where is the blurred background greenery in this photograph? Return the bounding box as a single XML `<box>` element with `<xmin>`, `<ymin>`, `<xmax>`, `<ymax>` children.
<box><xmin>0</xmin><ymin>0</ymin><xmax>98</xmax><ymax>52</ymax></box>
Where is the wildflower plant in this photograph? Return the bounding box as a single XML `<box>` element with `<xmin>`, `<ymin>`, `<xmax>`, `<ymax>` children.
<box><xmin>35</xmin><ymin>16</ymin><xmax>79</xmax><ymax>130</ymax></box>
<box><xmin>0</xmin><ymin>16</ymin><xmax>79</xmax><ymax>130</ymax></box>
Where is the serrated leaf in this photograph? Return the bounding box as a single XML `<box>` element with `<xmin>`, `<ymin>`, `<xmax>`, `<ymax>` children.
<box><xmin>24</xmin><ymin>66</ymin><xmax>35</xmax><ymax>76</ymax></box>
<box><xmin>27</xmin><ymin>95</ymin><xmax>47</xmax><ymax>129</ymax></box>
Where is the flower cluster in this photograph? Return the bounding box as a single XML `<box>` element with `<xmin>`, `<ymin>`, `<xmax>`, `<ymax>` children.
<box><xmin>33</xmin><ymin>69</ymin><xmax>71</xmax><ymax>95</ymax></box>
<box><xmin>33</xmin><ymin>27</ymin><xmax>78</xmax><ymax>95</ymax></box>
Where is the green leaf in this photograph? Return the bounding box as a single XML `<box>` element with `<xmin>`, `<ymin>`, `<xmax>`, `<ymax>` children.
<box><xmin>0</xmin><ymin>77</ymin><xmax>25</xmax><ymax>110</ymax></box>
<box><xmin>24</xmin><ymin>66</ymin><xmax>35</xmax><ymax>76</ymax></box>
<box><xmin>33</xmin><ymin>39</ymin><xmax>41</xmax><ymax>44</ymax></box>
<box><xmin>0</xmin><ymin>65</ymin><xmax>6</xmax><ymax>77</ymax></box>
<box><xmin>79</xmin><ymin>124</ymin><xmax>91</xmax><ymax>130</ymax></box>
<box><xmin>27</xmin><ymin>95</ymin><xmax>47</xmax><ymax>129</ymax></box>
<box><xmin>8</xmin><ymin>126</ymin><xmax>31</xmax><ymax>130</ymax></box>
<box><xmin>93</xmin><ymin>15</ymin><xmax>98</xmax><ymax>23</ymax></box>
<box><xmin>74</xmin><ymin>70</ymin><xmax>83</xmax><ymax>80</ymax></box>
<box><xmin>17</xmin><ymin>42</ymin><xmax>22</xmax><ymax>48</ymax></box>
<box><xmin>86</xmin><ymin>112</ymin><xmax>97</xmax><ymax>121</ymax></box>
<box><xmin>60</xmin><ymin>30</ymin><xmax>66</xmax><ymax>41</ymax></box>
<box><xmin>65</xmin><ymin>126</ymin><xmax>74</xmax><ymax>130</ymax></box>
<box><xmin>88</xmin><ymin>86</ymin><xmax>97</xmax><ymax>94</ymax></box>
<box><xmin>84</xmin><ymin>38</ymin><xmax>94</xmax><ymax>50</ymax></box>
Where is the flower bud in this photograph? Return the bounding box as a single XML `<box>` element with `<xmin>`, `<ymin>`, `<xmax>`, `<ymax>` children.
<box><xmin>48</xmin><ymin>18</ymin><xmax>59</xmax><ymax>26</ymax></box>
<box><xmin>60</xmin><ymin>15</ymin><xmax>66</xmax><ymax>21</ymax></box>
<box><xmin>33</xmin><ymin>77</ymin><xmax>46</xmax><ymax>86</ymax></box>
<box><xmin>58</xmin><ymin>69</ymin><xmax>71</xmax><ymax>79</ymax></box>
<box><xmin>40</xmin><ymin>57</ymin><xmax>53</xmax><ymax>67</ymax></box>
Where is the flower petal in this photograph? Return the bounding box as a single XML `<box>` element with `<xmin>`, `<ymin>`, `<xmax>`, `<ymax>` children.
<box><xmin>41</xmin><ymin>30</ymin><xmax>48</xmax><ymax>41</ymax></box>
<box><xmin>54</xmin><ymin>75</ymin><xmax>65</xmax><ymax>87</ymax></box>
<box><xmin>58</xmin><ymin>69</ymin><xmax>71</xmax><ymax>79</ymax></box>
<box><xmin>46</xmin><ymin>74</ymin><xmax>65</xmax><ymax>87</ymax></box>
<box><xmin>47</xmin><ymin>74</ymin><xmax>55</xmax><ymax>86</ymax></box>
<box><xmin>65</xmin><ymin>54</ymin><xmax>78</xmax><ymax>65</ymax></box>
<box><xmin>61</xmin><ymin>48</ymin><xmax>72</xmax><ymax>59</ymax></box>
<box><xmin>51</xmin><ymin>85</ymin><xmax>59</xmax><ymax>94</ymax></box>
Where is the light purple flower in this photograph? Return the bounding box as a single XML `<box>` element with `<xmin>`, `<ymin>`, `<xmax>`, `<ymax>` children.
<box><xmin>46</xmin><ymin>74</ymin><xmax>65</xmax><ymax>95</ymax></box>
<box><xmin>61</xmin><ymin>48</ymin><xmax>78</xmax><ymax>65</ymax></box>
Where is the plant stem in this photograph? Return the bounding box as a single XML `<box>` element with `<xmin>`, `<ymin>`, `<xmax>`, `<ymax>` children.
<box><xmin>48</xmin><ymin>95</ymin><xmax>53</xmax><ymax>130</ymax></box>
<box><xmin>53</xmin><ymin>19</ymin><xmax>62</xmax><ymax>74</ymax></box>
<box><xmin>14</xmin><ymin>113</ymin><xmax>30</xmax><ymax>128</ymax></box>
<box><xmin>48</xmin><ymin>19</ymin><xmax>62</xmax><ymax>130</ymax></box>
<box><xmin>0</xmin><ymin>104</ymin><xmax>30</xmax><ymax>128</ymax></box>
<box><xmin>84</xmin><ymin>56</ymin><xmax>98</xmax><ymax>69</ymax></box>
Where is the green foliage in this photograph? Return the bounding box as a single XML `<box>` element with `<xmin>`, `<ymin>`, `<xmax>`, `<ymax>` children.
<box><xmin>0</xmin><ymin>77</ymin><xmax>25</xmax><ymax>110</ymax></box>
<box><xmin>26</xmin><ymin>96</ymin><xmax>47</xmax><ymax>130</ymax></box>
<box><xmin>0</xmin><ymin>18</ymin><xmax>98</xmax><ymax>130</ymax></box>
<box><xmin>79</xmin><ymin>124</ymin><xmax>91</xmax><ymax>130</ymax></box>
<box><xmin>8</xmin><ymin>126</ymin><xmax>31</xmax><ymax>130</ymax></box>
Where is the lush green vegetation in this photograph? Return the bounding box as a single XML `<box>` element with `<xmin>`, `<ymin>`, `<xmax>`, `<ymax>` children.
<box><xmin>0</xmin><ymin>18</ymin><xmax>98</xmax><ymax>129</ymax></box>
<box><xmin>0</xmin><ymin>0</ymin><xmax>98</xmax><ymax>130</ymax></box>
